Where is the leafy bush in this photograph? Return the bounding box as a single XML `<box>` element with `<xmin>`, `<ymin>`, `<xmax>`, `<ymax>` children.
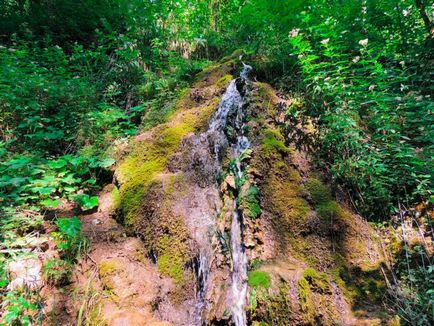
<box><xmin>287</xmin><ymin>24</ymin><xmax>433</xmax><ymax>217</ymax></box>
<box><xmin>0</xmin><ymin>291</ymin><xmax>38</xmax><ymax>326</ymax></box>
<box><xmin>0</xmin><ymin>153</ymin><xmax>111</xmax><ymax>208</ymax></box>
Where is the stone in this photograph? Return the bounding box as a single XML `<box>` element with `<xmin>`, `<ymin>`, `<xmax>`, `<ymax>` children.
<box><xmin>8</xmin><ymin>258</ymin><xmax>43</xmax><ymax>290</ymax></box>
<box><xmin>224</xmin><ymin>175</ymin><xmax>236</xmax><ymax>190</ymax></box>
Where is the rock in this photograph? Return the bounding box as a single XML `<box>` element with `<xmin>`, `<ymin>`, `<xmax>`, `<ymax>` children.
<box><xmin>244</xmin><ymin>237</ymin><xmax>256</xmax><ymax>248</ymax></box>
<box><xmin>224</xmin><ymin>175</ymin><xmax>236</xmax><ymax>190</ymax></box>
<box><xmin>8</xmin><ymin>258</ymin><xmax>43</xmax><ymax>290</ymax></box>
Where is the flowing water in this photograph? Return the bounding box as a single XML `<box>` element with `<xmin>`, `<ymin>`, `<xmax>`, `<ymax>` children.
<box><xmin>192</xmin><ymin>64</ymin><xmax>252</xmax><ymax>325</ymax></box>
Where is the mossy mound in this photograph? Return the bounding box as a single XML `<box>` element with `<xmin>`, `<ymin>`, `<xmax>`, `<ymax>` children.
<box><xmin>253</xmin><ymin>126</ymin><xmax>310</xmax><ymax>239</ymax></box>
<box><xmin>136</xmin><ymin>175</ymin><xmax>192</xmax><ymax>301</ymax></box>
<box><xmin>112</xmin><ymin>59</ymin><xmax>235</xmax><ymax>302</ymax></box>
<box><xmin>246</xmin><ymin>82</ymin><xmax>392</xmax><ymax>325</ymax></box>
<box><xmin>261</xmin><ymin>128</ymin><xmax>290</xmax><ymax>156</ymax></box>
<box><xmin>305</xmin><ymin>178</ymin><xmax>332</xmax><ymax>205</ymax></box>
<box><xmin>302</xmin><ymin>267</ymin><xmax>331</xmax><ymax>293</ymax></box>
<box><xmin>115</xmin><ymin>58</ymin><xmax>234</xmax><ymax>229</ymax></box>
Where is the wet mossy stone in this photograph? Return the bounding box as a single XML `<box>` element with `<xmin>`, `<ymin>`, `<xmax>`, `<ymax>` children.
<box><xmin>115</xmin><ymin>61</ymin><xmax>234</xmax><ymax>230</ymax></box>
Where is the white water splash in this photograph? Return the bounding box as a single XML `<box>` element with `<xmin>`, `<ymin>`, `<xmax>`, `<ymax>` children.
<box><xmin>192</xmin><ymin>64</ymin><xmax>252</xmax><ymax>326</ymax></box>
<box><xmin>229</xmin><ymin>64</ymin><xmax>252</xmax><ymax>326</ymax></box>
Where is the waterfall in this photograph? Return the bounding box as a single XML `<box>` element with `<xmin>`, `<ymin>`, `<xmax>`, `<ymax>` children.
<box><xmin>192</xmin><ymin>63</ymin><xmax>252</xmax><ymax>326</ymax></box>
<box><xmin>229</xmin><ymin>65</ymin><xmax>251</xmax><ymax>326</ymax></box>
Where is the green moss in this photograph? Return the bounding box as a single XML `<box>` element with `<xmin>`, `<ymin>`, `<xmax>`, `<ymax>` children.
<box><xmin>252</xmin><ymin>322</ymin><xmax>268</xmax><ymax>326</ymax></box>
<box><xmin>117</xmin><ymin>114</ymin><xmax>201</xmax><ymax>228</ymax></box>
<box><xmin>317</xmin><ymin>201</ymin><xmax>342</xmax><ymax>221</ymax></box>
<box><xmin>261</xmin><ymin>128</ymin><xmax>290</xmax><ymax>156</ymax></box>
<box><xmin>298</xmin><ymin>277</ymin><xmax>311</xmax><ymax>312</ymax></box>
<box><xmin>157</xmin><ymin>253</ymin><xmax>184</xmax><ymax>283</ymax></box>
<box><xmin>156</xmin><ymin>235</ymin><xmax>186</xmax><ymax>284</ymax></box>
<box><xmin>250</xmin><ymin>277</ymin><xmax>293</xmax><ymax>324</ymax></box>
<box><xmin>302</xmin><ymin>268</ymin><xmax>331</xmax><ymax>293</ymax></box>
<box><xmin>186</xmin><ymin>97</ymin><xmax>221</xmax><ymax>131</ymax></box>
<box><xmin>248</xmin><ymin>271</ymin><xmax>271</xmax><ymax>289</ymax></box>
<box><xmin>257</xmin><ymin>147</ymin><xmax>310</xmax><ymax>239</ymax></box>
<box><xmin>218</xmin><ymin>49</ymin><xmax>245</xmax><ymax>63</ymax></box>
<box><xmin>217</xmin><ymin>74</ymin><xmax>233</xmax><ymax>89</ymax></box>
<box><xmin>194</xmin><ymin>59</ymin><xmax>234</xmax><ymax>87</ymax></box>
<box><xmin>305</xmin><ymin>178</ymin><xmax>332</xmax><ymax>205</ymax></box>
<box><xmin>115</xmin><ymin>60</ymin><xmax>234</xmax><ymax>232</ymax></box>
<box><xmin>239</xmin><ymin>185</ymin><xmax>262</xmax><ymax>219</ymax></box>
<box><xmin>111</xmin><ymin>185</ymin><xmax>121</xmax><ymax>211</ymax></box>
<box><xmin>331</xmin><ymin>266</ymin><xmax>349</xmax><ymax>295</ymax></box>
<box><xmin>253</xmin><ymin>83</ymin><xmax>281</xmax><ymax>120</ymax></box>
<box><xmin>249</xmin><ymin>288</ymin><xmax>258</xmax><ymax>310</ymax></box>
<box><xmin>331</xmin><ymin>262</ymin><xmax>387</xmax><ymax>309</ymax></box>
<box><xmin>305</xmin><ymin>178</ymin><xmax>345</xmax><ymax>222</ymax></box>
<box><xmin>99</xmin><ymin>259</ymin><xmax>122</xmax><ymax>276</ymax></box>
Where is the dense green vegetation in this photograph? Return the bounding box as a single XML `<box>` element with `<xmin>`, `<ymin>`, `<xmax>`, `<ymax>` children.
<box><xmin>0</xmin><ymin>0</ymin><xmax>433</xmax><ymax>324</ymax></box>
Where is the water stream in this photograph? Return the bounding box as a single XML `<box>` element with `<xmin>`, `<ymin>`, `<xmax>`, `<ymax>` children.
<box><xmin>193</xmin><ymin>63</ymin><xmax>252</xmax><ymax>326</ymax></box>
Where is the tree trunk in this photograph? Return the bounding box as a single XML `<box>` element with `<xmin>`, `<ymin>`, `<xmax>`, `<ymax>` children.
<box><xmin>414</xmin><ymin>0</ymin><xmax>433</xmax><ymax>36</ymax></box>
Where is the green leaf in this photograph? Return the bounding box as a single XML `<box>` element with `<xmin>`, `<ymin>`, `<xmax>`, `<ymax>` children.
<box><xmin>40</xmin><ymin>198</ymin><xmax>61</xmax><ymax>208</ymax></box>
<box><xmin>73</xmin><ymin>194</ymin><xmax>99</xmax><ymax>210</ymax></box>
<box><xmin>56</xmin><ymin>217</ymin><xmax>81</xmax><ymax>238</ymax></box>
<box><xmin>31</xmin><ymin>186</ymin><xmax>57</xmax><ymax>195</ymax></box>
<box><xmin>47</xmin><ymin>159</ymin><xmax>67</xmax><ymax>169</ymax></box>
<box><xmin>89</xmin><ymin>158</ymin><xmax>115</xmax><ymax>168</ymax></box>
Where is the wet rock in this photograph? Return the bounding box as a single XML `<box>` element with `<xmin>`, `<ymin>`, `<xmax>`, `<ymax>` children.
<box><xmin>244</xmin><ymin>237</ymin><xmax>256</xmax><ymax>249</ymax></box>
<box><xmin>221</xmin><ymin>175</ymin><xmax>236</xmax><ymax>192</ymax></box>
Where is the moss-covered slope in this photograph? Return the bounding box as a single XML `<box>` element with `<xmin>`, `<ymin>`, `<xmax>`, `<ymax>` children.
<box><xmin>244</xmin><ymin>82</ymin><xmax>394</xmax><ymax>325</ymax></box>
<box><xmin>112</xmin><ymin>58</ymin><xmax>236</xmax><ymax>309</ymax></box>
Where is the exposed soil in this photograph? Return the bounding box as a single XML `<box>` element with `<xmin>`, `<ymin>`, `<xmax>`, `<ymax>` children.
<box><xmin>42</xmin><ymin>185</ymin><xmax>175</xmax><ymax>326</ymax></box>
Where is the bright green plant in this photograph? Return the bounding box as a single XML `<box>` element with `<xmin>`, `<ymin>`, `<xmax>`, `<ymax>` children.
<box><xmin>0</xmin><ymin>291</ymin><xmax>38</xmax><ymax>326</ymax></box>
<box><xmin>73</xmin><ymin>194</ymin><xmax>99</xmax><ymax>211</ymax></box>
<box><xmin>53</xmin><ymin>217</ymin><xmax>88</xmax><ymax>261</ymax></box>
<box><xmin>239</xmin><ymin>186</ymin><xmax>262</xmax><ymax>219</ymax></box>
